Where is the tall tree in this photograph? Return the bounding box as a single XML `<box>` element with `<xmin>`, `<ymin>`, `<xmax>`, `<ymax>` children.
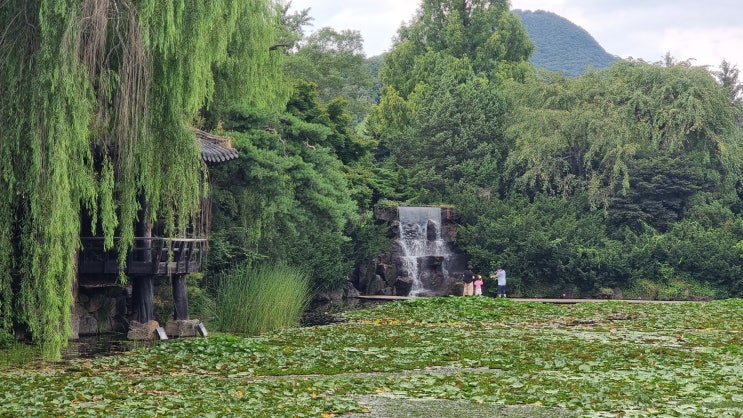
<box><xmin>713</xmin><ymin>60</ymin><xmax>743</xmax><ymax>102</ymax></box>
<box><xmin>712</xmin><ymin>60</ymin><xmax>743</xmax><ymax>128</ymax></box>
<box><xmin>208</xmin><ymin>82</ymin><xmax>363</xmax><ymax>290</ymax></box>
<box><xmin>381</xmin><ymin>0</ymin><xmax>533</xmax><ymax>98</ymax></box>
<box><xmin>367</xmin><ymin>0</ymin><xmax>533</xmax><ymax>203</ymax></box>
<box><xmin>284</xmin><ymin>27</ymin><xmax>375</xmax><ymax>124</ymax></box>
<box><xmin>0</xmin><ymin>0</ymin><xmax>285</xmax><ymax>360</ymax></box>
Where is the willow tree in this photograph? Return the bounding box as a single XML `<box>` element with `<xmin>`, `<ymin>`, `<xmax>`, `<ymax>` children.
<box><xmin>504</xmin><ymin>61</ymin><xmax>743</xmax><ymax>210</ymax></box>
<box><xmin>0</xmin><ymin>0</ymin><xmax>285</xmax><ymax>360</ymax></box>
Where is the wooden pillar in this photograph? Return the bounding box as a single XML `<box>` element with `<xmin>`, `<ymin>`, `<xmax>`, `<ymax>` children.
<box><xmin>132</xmin><ymin>195</ymin><xmax>154</xmax><ymax>323</ymax></box>
<box><xmin>172</xmin><ymin>274</ymin><xmax>189</xmax><ymax>320</ymax></box>
<box><xmin>133</xmin><ymin>276</ymin><xmax>154</xmax><ymax>323</ymax></box>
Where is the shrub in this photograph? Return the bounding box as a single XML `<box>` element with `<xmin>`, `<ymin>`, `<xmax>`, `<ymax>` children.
<box><xmin>624</xmin><ymin>277</ymin><xmax>719</xmax><ymax>301</ymax></box>
<box><xmin>0</xmin><ymin>329</ymin><xmax>15</xmax><ymax>349</ymax></box>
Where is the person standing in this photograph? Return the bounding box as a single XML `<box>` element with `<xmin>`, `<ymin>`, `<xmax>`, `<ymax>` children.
<box><xmin>492</xmin><ymin>266</ymin><xmax>507</xmax><ymax>298</ymax></box>
<box><xmin>473</xmin><ymin>274</ymin><xmax>484</xmax><ymax>296</ymax></box>
<box><xmin>462</xmin><ymin>265</ymin><xmax>474</xmax><ymax>296</ymax></box>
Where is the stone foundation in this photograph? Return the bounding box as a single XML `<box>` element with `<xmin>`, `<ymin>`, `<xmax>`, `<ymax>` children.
<box><xmin>71</xmin><ymin>278</ymin><xmax>205</xmax><ymax>341</ymax></box>
<box><xmin>71</xmin><ymin>286</ymin><xmax>129</xmax><ymax>339</ymax></box>
<box><xmin>127</xmin><ymin>320</ymin><xmax>161</xmax><ymax>340</ymax></box>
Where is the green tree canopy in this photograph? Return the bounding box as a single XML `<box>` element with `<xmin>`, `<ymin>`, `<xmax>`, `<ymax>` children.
<box><xmin>381</xmin><ymin>0</ymin><xmax>533</xmax><ymax>98</ymax></box>
<box><xmin>366</xmin><ymin>0</ymin><xmax>534</xmax><ymax>204</ymax></box>
<box><xmin>504</xmin><ymin>61</ymin><xmax>743</xmax><ymax>210</ymax></box>
<box><xmin>283</xmin><ymin>27</ymin><xmax>375</xmax><ymax>124</ymax></box>
<box><xmin>208</xmin><ymin>82</ymin><xmax>364</xmax><ymax>290</ymax></box>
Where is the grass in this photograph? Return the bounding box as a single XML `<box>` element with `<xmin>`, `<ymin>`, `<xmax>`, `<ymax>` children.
<box><xmin>1</xmin><ymin>297</ymin><xmax>742</xmax><ymax>417</ymax></box>
<box><xmin>0</xmin><ymin>341</ymin><xmax>38</xmax><ymax>368</ymax></box>
<box><xmin>214</xmin><ymin>263</ymin><xmax>311</xmax><ymax>335</ymax></box>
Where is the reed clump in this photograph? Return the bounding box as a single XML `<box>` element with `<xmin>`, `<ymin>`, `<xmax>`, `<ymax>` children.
<box><xmin>214</xmin><ymin>264</ymin><xmax>311</xmax><ymax>335</ymax></box>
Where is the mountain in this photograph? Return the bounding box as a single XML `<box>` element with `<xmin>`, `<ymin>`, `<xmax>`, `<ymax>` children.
<box><xmin>513</xmin><ymin>9</ymin><xmax>618</xmax><ymax>77</ymax></box>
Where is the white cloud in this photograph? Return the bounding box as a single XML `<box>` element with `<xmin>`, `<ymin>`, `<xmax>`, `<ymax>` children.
<box><xmin>289</xmin><ymin>0</ymin><xmax>420</xmax><ymax>56</ymax></box>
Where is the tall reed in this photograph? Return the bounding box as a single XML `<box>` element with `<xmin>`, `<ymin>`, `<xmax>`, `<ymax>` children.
<box><xmin>214</xmin><ymin>263</ymin><xmax>311</xmax><ymax>335</ymax></box>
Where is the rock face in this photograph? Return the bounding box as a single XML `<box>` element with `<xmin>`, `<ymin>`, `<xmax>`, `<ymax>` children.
<box><xmin>350</xmin><ymin>206</ymin><xmax>467</xmax><ymax>297</ymax></box>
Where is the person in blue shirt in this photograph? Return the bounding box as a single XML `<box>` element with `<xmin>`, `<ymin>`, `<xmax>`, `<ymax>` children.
<box><xmin>491</xmin><ymin>266</ymin><xmax>507</xmax><ymax>298</ymax></box>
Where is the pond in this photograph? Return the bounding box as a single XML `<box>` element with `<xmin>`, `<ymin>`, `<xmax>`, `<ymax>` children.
<box><xmin>301</xmin><ymin>297</ymin><xmax>390</xmax><ymax>326</ymax></box>
<box><xmin>62</xmin><ymin>333</ymin><xmax>159</xmax><ymax>360</ymax></box>
<box><xmin>61</xmin><ymin>297</ymin><xmax>393</xmax><ymax>359</ymax></box>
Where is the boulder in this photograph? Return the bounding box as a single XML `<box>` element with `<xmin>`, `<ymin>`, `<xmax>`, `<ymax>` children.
<box><xmin>449</xmin><ymin>281</ymin><xmax>465</xmax><ymax>296</ymax></box>
<box><xmin>85</xmin><ymin>293</ymin><xmax>104</xmax><ymax>313</ymax></box>
<box><xmin>344</xmin><ymin>281</ymin><xmax>361</xmax><ymax>299</ymax></box>
<box><xmin>313</xmin><ymin>290</ymin><xmax>344</xmax><ymax>304</ymax></box>
<box><xmin>78</xmin><ymin>314</ymin><xmax>99</xmax><ymax>336</ymax></box>
<box><xmin>373</xmin><ymin>206</ymin><xmax>397</xmax><ymax>223</ymax></box>
<box><xmin>127</xmin><ymin>320</ymin><xmax>160</xmax><ymax>340</ymax></box>
<box><xmin>367</xmin><ymin>274</ymin><xmax>386</xmax><ymax>295</ymax></box>
<box><xmin>165</xmin><ymin>319</ymin><xmax>203</xmax><ymax>338</ymax></box>
<box><xmin>394</xmin><ymin>276</ymin><xmax>414</xmax><ymax>296</ymax></box>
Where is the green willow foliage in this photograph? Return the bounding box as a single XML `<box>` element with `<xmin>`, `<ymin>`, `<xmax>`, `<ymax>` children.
<box><xmin>505</xmin><ymin>62</ymin><xmax>743</xmax><ymax>210</ymax></box>
<box><xmin>0</xmin><ymin>0</ymin><xmax>284</xmax><ymax>360</ymax></box>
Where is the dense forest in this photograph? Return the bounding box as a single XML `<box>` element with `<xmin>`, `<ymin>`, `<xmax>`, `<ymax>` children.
<box><xmin>2</xmin><ymin>0</ymin><xmax>743</xmax><ymax>359</ymax></box>
<box><xmin>513</xmin><ymin>9</ymin><xmax>618</xmax><ymax>77</ymax></box>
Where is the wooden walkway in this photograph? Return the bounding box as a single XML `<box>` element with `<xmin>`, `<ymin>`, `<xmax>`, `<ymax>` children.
<box><xmin>357</xmin><ymin>295</ymin><xmax>698</xmax><ymax>304</ymax></box>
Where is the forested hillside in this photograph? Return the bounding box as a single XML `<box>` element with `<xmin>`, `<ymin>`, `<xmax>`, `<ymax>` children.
<box><xmin>514</xmin><ymin>9</ymin><xmax>618</xmax><ymax>77</ymax></box>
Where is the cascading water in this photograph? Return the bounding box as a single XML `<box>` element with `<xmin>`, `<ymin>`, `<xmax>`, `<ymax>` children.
<box><xmin>397</xmin><ymin>206</ymin><xmax>453</xmax><ymax>296</ymax></box>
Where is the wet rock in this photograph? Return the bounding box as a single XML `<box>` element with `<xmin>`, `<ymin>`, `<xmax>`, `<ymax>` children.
<box><xmin>394</xmin><ymin>277</ymin><xmax>413</xmax><ymax>296</ymax></box>
<box><xmin>367</xmin><ymin>275</ymin><xmax>386</xmax><ymax>295</ymax></box>
<box><xmin>344</xmin><ymin>282</ymin><xmax>361</xmax><ymax>299</ymax></box>
<box><xmin>78</xmin><ymin>314</ymin><xmax>99</xmax><ymax>336</ymax></box>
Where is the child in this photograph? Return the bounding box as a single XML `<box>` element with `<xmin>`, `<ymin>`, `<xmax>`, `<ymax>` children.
<box><xmin>473</xmin><ymin>274</ymin><xmax>484</xmax><ymax>296</ymax></box>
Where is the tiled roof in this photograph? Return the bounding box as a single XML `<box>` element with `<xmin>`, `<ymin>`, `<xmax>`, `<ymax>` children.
<box><xmin>194</xmin><ymin>128</ymin><xmax>239</xmax><ymax>163</ymax></box>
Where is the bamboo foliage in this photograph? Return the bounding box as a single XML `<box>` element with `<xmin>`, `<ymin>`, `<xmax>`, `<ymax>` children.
<box><xmin>0</xmin><ymin>0</ymin><xmax>285</xmax><ymax>360</ymax></box>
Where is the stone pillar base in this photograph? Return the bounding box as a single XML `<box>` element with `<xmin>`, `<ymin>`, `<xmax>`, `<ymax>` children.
<box><xmin>127</xmin><ymin>320</ymin><xmax>160</xmax><ymax>340</ymax></box>
<box><xmin>165</xmin><ymin>319</ymin><xmax>205</xmax><ymax>338</ymax></box>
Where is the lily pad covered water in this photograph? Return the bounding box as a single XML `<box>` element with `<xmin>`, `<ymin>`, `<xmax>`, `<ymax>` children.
<box><xmin>1</xmin><ymin>297</ymin><xmax>742</xmax><ymax>417</ymax></box>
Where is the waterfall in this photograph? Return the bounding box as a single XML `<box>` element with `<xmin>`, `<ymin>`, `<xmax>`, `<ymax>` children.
<box><xmin>397</xmin><ymin>206</ymin><xmax>452</xmax><ymax>296</ymax></box>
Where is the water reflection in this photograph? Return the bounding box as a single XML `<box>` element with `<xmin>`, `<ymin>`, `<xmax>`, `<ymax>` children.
<box><xmin>63</xmin><ymin>333</ymin><xmax>155</xmax><ymax>359</ymax></box>
<box><xmin>301</xmin><ymin>298</ymin><xmax>389</xmax><ymax>326</ymax></box>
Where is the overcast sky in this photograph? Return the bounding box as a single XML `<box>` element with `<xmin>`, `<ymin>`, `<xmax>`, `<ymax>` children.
<box><xmin>287</xmin><ymin>0</ymin><xmax>743</xmax><ymax>71</ymax></box>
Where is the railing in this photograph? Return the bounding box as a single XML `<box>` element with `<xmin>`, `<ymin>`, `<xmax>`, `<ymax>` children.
<box><xmin>78</xmin><ymin>237</ymin><xmax>207</xmax><ymax>283</ymax></box>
